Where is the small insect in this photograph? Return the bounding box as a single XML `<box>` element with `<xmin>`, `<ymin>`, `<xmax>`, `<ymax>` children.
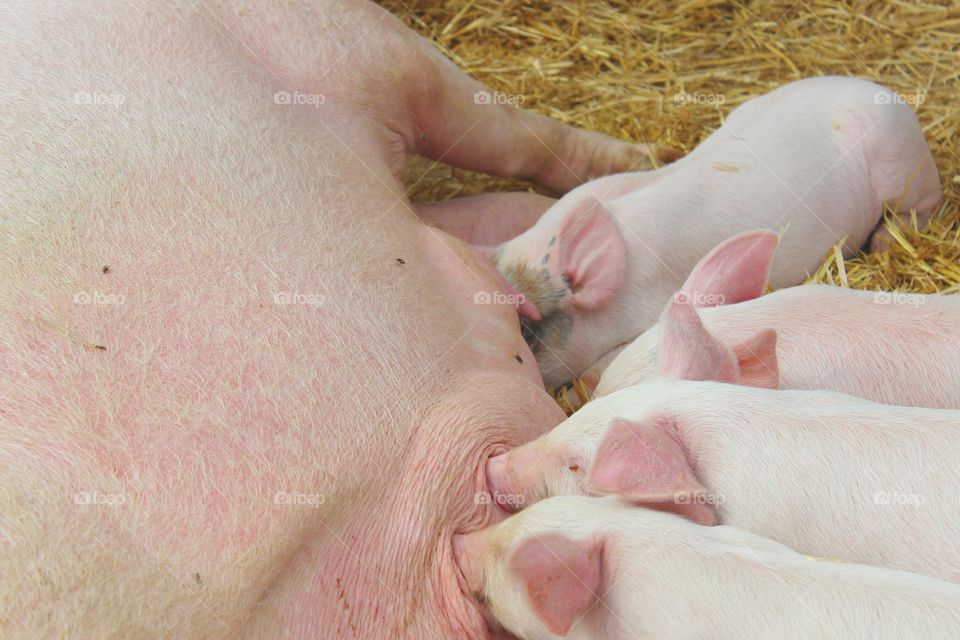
<box><xmin>395</xmin><ymin>258</ymin><xmax>406</xmax><ymax>265</ymax></box>
<box><xmin>193</xmin><ymin>573</ymin><xmax>202</xmax><ymax>584</ymax></box>
<box><xmin>102</xmin><ymin>265</ymin><xmax>110</xmax><ymax>273</ymax></box>
<box><xmin>514</xmin><ymin>354</ymin><xmax>523</xmax><ymax>364</ymax></box>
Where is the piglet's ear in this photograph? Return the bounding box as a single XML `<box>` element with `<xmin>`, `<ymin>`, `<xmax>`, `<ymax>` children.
<box><xmin>657</xmin><ymin>299</ymin><xmax>739</xmax><ymax>382</ymax></box>
<box><xmin>657</xmin><ymin>299</ymin><xmax>780</xmax><ymax>388</ymax></box>
<box><xmin>680</xmin><ymin>230</ymin><xmax>778</xmax><ymax>307</ymax></box>
<box><xmin>733</xmin><ymin>328</ymin><xmax>779</xmax><ymax>389</ymax></box>
<box><xmin>590</xmin><ymin>418</ymin><xmax>704</xmax><ymax>499</ymax></box>
<box><xmin>589</xmin><ymin>418</ymin><xmax>715</xmax><ymax>526</ymax></box>
<box><xmin>558</xmin><ymin>196</ymin><xmax>627</xmax><ymax>310</ymax></box>
<box><xmin>508</xmin><ymin>533</ymin><xmax>603</xmax><ymax>636</ymax></box>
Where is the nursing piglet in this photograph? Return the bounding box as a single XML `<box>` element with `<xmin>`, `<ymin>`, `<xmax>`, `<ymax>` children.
<box><xmin>455</xmin><ymin>495</ymin><xmax>960</xmax><ymax>640</ymax></box>
<box><xmin>594</xmin><ymin>230</ymin><xmax>960</xmax><ymax>408</ymax></box>
<box><xmin>486</xmin><ymin>299</ymin><xmax>960</xmax><ymax>582</ymax></box>
<box><xmin>493</xmin><ymin>76</ymin><xmax>940</xmax><ymax>386</ymax></box>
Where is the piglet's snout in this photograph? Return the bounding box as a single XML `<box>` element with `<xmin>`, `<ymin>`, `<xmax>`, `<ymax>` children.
<box><xmin>486</xmin><ymin>453</ymin><xmax>523</xmax><ymax>513</ymax></box>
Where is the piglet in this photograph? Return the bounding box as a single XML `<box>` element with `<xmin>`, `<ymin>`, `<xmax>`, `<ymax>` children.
<box><xmin>486</xmin><ymin>297</ymin><xmax>960</xmax><ymax>582</ymax></box>
<box><xmin>455</xmin><ymin>495</ymin><xmax>960</xmax><ymax>639</ymax></box>
<box><xmin>593</xmin><ymin>229</ymin><xmax>960</xmax><ymax>408</ymax></box>
<box><xmin>493</xmin><ymin>76</ymin><xmax>941</xmax><ymax>386</ymax></box>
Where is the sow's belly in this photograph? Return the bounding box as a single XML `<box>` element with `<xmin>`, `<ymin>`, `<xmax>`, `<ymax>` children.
<box><xmin>0</xmin><ymin>116</ymin><xmax>509</xmax><ymax>636</ymax></box>
<box><xmin>0</xmin><ymin>2</ymin><xmax>562</xmax><ymax>634</ymax></box>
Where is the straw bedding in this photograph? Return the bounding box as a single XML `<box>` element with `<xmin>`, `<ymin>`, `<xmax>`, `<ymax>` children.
<box><xmin>387</xmin><ymin>0</ymin><xmax>959</xmax><ymax>411</ymax></box>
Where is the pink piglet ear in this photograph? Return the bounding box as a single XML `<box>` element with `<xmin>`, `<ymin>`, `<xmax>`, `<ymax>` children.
<box><xmin>508</xmin><ymin>532</ymin><xmax>604</xmax><ymax>636</ymax></box>
<box><xmin>680</xmin><ymin>230</ymin><xmax>778</xmax><ymax>307</ymax></box>
<box><xmin>733</xmin><ymin>328</ymin><xmax>779</xmax><ymax>389</ymax></box>
<box><xmin>657</xmin><ymin>299</ymin><xmax>739</xmax><ymax>382</ymax></box>
<box><xmin>589</xmin><ymin>417</ymin><xmax>716</xmax><ymax>526</ymax></box>
<box><xmin>589</xmin><ymin>418</ymin><xmax>705</xmax><ymax>500</ymax></box>
<box><xmin>656</xmin><ymin>297</ymin><xmax>780</xmax><ymax>387</ymax></box>
<box><xmin>558</xmin><ymin>196</ymin><xmax>627</xmax><ymax>310</ymax></box>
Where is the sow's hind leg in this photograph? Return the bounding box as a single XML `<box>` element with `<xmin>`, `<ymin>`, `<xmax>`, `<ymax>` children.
<box><xmin>378</xmin><ymin>9</ymin><xmax>680</xmax><ymax>193</ymax></box>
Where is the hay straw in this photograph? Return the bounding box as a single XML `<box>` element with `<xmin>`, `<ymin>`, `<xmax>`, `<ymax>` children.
<box><xmin>389</xmin><ymin>1</ymin><xmax>960</xmax><ymax>414</ymax></box>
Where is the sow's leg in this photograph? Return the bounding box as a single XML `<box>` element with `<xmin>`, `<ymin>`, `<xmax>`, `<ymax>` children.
<box><xmin>382</xmin><ymin>12</ymin><xmax>677</xmax><ymax>192</ymax></box>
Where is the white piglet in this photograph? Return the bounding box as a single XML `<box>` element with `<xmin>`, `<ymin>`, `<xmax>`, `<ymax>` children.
<box><xmin>454</xmin><ymin>495</ymin><xmax>960</xmax><ymax>640</ymax></box>
<box><xmin>593</xmin><ymin>230</ymin><xmax>960</xmax><ymax>408</ymax></box>
<box><xmin>493</xmin><ymin>76</ymin><xmax>940</xmax><ymax>386</ymax></box>
<box><xmin>486</xmin><ymin>298</ymin><xmax>960</xmax><ymax>582</ymax></box>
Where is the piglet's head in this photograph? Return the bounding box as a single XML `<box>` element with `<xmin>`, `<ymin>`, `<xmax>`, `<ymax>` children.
<box><xmin>585</xmin><ymin>231</ymin><xmax>784</xmax><ymax>523</ymax></box>
<box><xmin>495</xmin><ymin>195</ymin><xmax>627</xmax><ymax>387</ymax></box>
<box><xmin>486</xmin><ymin>435</ymin><xmax>590</xmax><ymax>514</ymax></box>
<box><xmin>454</xmin><ymin>523</ymin><xmax>604</xmax><ymax>638</ymax></box>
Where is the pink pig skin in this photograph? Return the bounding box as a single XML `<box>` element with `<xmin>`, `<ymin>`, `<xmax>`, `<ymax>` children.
<box><xmin>495</xmin><ymin>76</ymin><xmax>941</xmax><ymax>387</ymax></box>
<box><xmin>1</xmin><ymin>0</ymin><xmax>679</xmax><ymax>637</ymax></box>
<box><xmin>488</xmin><ymin>308</ymin><xmax>960</xmax><ymax>583</ymax></box>
<box><xmin>596</xmin><ymin>231</ymin><xmax>960</xmax><ymax>408</ymax></box>
<box><xmin>455</xmin><ymin>496</ymin><xmax>960</xmax><ymax>640</ymax></box>
<box><xmin>486</xmin><ymin>246</ymin><xmax>960</xmax><ymax>582</ymax></box>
